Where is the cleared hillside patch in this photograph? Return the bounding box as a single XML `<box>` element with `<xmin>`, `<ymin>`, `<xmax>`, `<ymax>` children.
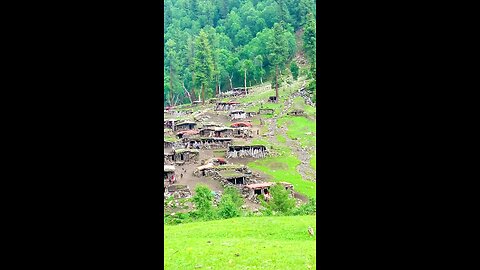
<box><xmin>248</xmin><ymin>139</ymin><xmax>316</xmax><ymax>198</ymax></box>
<box><xmin>277</xmin><ymin>117</ymin><xmax>316</xmax><ymax>149</ymax></box>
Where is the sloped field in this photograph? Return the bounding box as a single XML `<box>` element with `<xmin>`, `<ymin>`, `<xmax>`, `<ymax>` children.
<box><xmin>164</xmin><ymin>216</ymin><xmax>317</xmax><ymax>270</ymax></box>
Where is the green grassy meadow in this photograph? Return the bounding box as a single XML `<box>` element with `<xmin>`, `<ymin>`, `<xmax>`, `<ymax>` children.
<box><xmin>164</xmin><ymin>216</ymin><xmax>316</xmax><ymax>270</ymax></box>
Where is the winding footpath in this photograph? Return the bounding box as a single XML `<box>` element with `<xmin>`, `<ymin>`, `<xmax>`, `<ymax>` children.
<box><xmin>265</xmin><ymin>81</ymin><xmax>317</xmax><ymax>182</ymax></box>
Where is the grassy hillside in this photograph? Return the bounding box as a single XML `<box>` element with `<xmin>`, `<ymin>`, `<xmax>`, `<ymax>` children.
<box><xmin>164</xmin><ymin>216</ymin><xmax>316</xmax><ymax>269</ymax></box>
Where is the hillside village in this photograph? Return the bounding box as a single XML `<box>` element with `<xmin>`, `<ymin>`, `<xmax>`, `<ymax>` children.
<box><xmin>164</xmin><ymin>77</ymin><xmax>316</xmax><ymax>215</ymax></box>
<box><xmin>163</xmin><ymin>1</ymin><xmax>316</xmax><ymax>267</ymax></box>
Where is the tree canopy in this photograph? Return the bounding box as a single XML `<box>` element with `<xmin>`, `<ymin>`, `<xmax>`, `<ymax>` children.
<box><xmin>164</xmin><ymin>0</ymin><xmax>316</xmax><ymax>106</ymax></box>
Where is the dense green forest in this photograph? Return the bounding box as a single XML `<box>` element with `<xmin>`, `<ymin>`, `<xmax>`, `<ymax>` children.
<box><xmin>164</xmin><ymin>0</ymin><xmax>316</xmax><ymax>106</ymax></box>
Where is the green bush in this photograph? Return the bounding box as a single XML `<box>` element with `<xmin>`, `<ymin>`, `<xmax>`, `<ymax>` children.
<box><xmin>292</xmin><ymin>197</ymin><xmax>316</xmax><ymax>216</ymax></box>
<box><xmin>217</xmin><ymin>187</ymin><xmax>243</xmax><ymax>219</ymax></box>
<box><xmin>192</xmin><ymin>185</ymin><xmax>216</xmax><ymax>221</ymax></box>
<box><xmin>306</xmin><ymin>80</ymin><xmax>316</xmax><ymax>103</ymax></box>
<box><xmin>217</xmin><ymin>196</ymin><xmax>240</xmax><ymax>219</ymax></box>
<box><xmin>262</xmin><ymin>184</ymin><xmax>296</xmax><ymax>215</ymax></box>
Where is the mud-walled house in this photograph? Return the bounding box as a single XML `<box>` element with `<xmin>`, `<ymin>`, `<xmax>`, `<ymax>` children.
<box><xmin>232</xmin><ymin>87</ymin><xmax>249</xmax><ymax>95</ymax></box>
<box><xmin>164</xmin><ymin>119</ymin><xmax>177</xmax><ymax>131</ymax></box>
<box><xmin>194</xmin><ymin>163</ymin><xmax>247</xmax><ymax>177</ymax></box>
<box><xmin>164</xmin><ymin>165</ymin><xmax>176</xmax><ymax>186</ymax></box>
<box><xmin>230</xmin><ymin>122</ymin><xmax>252</xmax><ymax>128</ymax></box>
<box><xmin>216</xmin><ymin>91</ymin><xmax>234</xmax><ymax>98</ymax></box>
<box><xmin>164</xmin><ymin>137</ymin><xmax>182</xmax><ymax>149</ymax></box>
<box><xmin>245</xmin><ymin>182</ymin><xmax>273</xmax><ymax>199</ymax></box>
<box><xmin>287</xmin><ymin>109</ymin><xmax>305</xmax><ymax>116</ymax></box>
<box><xmin>206</xmin><ymin>157</ymin><xmax>227</xmax><ymax>165</ymax></box>
<box><xmin>169</xmin><ymin>109</ymin><xmax>193</xmax><ymax>117</ymax></box>
<box><xmin>186</xmin><ymin>137</ymin><xmax>233</xmax><ymax>149</ymax></box>
<box><xmin>175</xmin><ymin>121</ymin><xmax>197</xmax><ymax>132</ymax></box>
<box><xmin>245</xmin><ymin>111</ymin><xmax>257</xmax><ymax>118</ymax></box>
<box><xmin>232</xmin><ymin>127</ymin><xmax>253</xmax><ymax>138</ymax></box>
<box><xmin>213</xmin><ymin>127</ymin><xmax>234</xmax><ymax>138</ymax></box>
<box><xmin>215</xmin><ymin>101</ymin><xmax>240</xmax><ymax>111</ymax></box>
<box><xmin>199</xmin><ymin>127</ymin><xmax>215</xmax><ymax>137</ymax></box>
<box><xmin>164</xmin><ymin>151</ymin><xmax>174</xmax><ymax>164</ymax></box>
<box><xmin>219</xmin><ymin>170</ymin><xmax>247</xmax><ymax>185</ymax></box>
<box><xmin>229</xmin><ymin>110</ymin><xmax>246</xmax><ymax>120</ymax></box>
<box><xmin>176</xmin><ymin>129</ymin><xmax>200</xmax><ymax>139</ymax></box>
<box><xmin>173</xmin><ymin>149</ymin><xmax>200</xmax><ymax>164</ymax></box>
<box><xmin>164</xmin><ymin>139</ymin><xmax>175</xmax><ymax>149</ymax></box>
<box><xmin>244</xmin><ymin>182</ymin><xmax>294</xmax><ymax>200</ymax></box>
<box><xmin>226</xmin><ymin>145</ymin><xmax>268</xmax><ymax>158</ymax></box>
<box><xmin>258</xmin><ymin>108</ymin><xmax>274</xmax><ymax>115</ymax></box>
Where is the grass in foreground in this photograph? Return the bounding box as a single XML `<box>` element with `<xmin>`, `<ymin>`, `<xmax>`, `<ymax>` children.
<box><xmin>164</xmin><ymin>216</ymin><xmax>316</xmax><ymax>270</ymax></box>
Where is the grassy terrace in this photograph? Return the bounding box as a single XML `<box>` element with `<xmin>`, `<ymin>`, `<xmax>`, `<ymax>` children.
<box><xmin>277</xmin><ymin>117</ymin><xmax>316</xmax><ymax>149</ymax></box>
<box><xmin>248</xmin><ymin>139</ymin><xmax>316</xmax><ymax>198</ymax></box>
<box><xmin>164</xmin><ymin>216</ymin><xmax>316</xmax><ymax>270</ymax></box>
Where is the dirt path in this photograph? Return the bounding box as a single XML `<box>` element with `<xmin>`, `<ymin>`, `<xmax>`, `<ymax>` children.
<box><xmin>174</xmin><ymin>150</ymin><xmax>225</xmax><ymax>194</ymax></box>
<box><xmin>274</xmin><ymin>81</ymin><xmax>316</xmax><ymax>182</ymax></box>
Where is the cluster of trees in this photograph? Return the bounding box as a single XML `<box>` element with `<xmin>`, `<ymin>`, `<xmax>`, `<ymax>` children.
<box><xmin>164</xmin><ymin>184</ymin><xmax>316</xmax><ymax>225</ymax></box>
<box><xmin>164</xmin><ymin>0</ymin><xmax>316</xmax><ymax>106</ymax></box>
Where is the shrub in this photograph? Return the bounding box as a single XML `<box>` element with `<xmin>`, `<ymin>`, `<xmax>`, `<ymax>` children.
<box><xmin>217</xmin><ymin>196</ymin><xmax>240</xmax><ymax>219</ymax></box>
<box><xmin>306</xmin><ymin>80</ymin><xmax>316</xmax><ymax>103</ymax></box>
<box><xmin>292</xmin><ymin>197</ymin><xmax>316</xmax><ymax>215</ymax></box>
<box><xmin>192</xmin><ymin>185</ymin><xmax>215</xmax><ymax>221</ymax></box>
<box><xmin>217</xmin><ymin>187</ymin><xmax>243</xmax><ymax>219</ymax></box>
<box><xmin>261</xmin><ymin>183</ymin><xmax>296</xmax><ymax>215</ymax></box>
<box><xmin>223</xmin><ymin>187</ymin><xmax>243</xmax><ymax>207</ymax></box>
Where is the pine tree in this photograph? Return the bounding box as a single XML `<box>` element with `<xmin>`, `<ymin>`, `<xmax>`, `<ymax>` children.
<box><xmin>303</xmin><ymin>13</ymin><xmax>316</xmax><ymax>76</ymax></box>
<box><xmin>267</xmin><ymin>22</ymin><xmax>289</xmax><ymax>102</ymax></box>
<box><xmin>165</xmin><ymin>39</ymin><xmax>177</xmax><ymax>106</ymax></box>
<box><xmin>194</xmin><ymin>29</ymin><xmax>215</xmax><ymax>104</ymax></box>
<box><xmin>186</xmin><ymin>36</ymin><xmax>197</xmax><ymax>102</ymax></box>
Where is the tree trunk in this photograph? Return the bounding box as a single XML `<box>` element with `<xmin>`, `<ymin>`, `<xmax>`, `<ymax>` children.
<box><xmin>191</xmin><ymin>71</ymin><xmax>196</xmax><ymax>102</ymax></box>
<box><xmin>260</xmin><ymin>76</ymin><xmax>263</xmax><ymax>84</ymax></box>
<box><xmin>169</xmin><ymin>64</ymin><xmax>174</xmax><ymax>106</ymax></box>
<box><xmin>244</xmin><ymin>69</ymin><xmax>247</xmax><ymax>92</ymax></box>
<box><xmin>229</xmin><ymin>73</ymin><xmax>234</xmax><ymax>90</ymax></box>
<box><xmin>275</xmin><ymin>65</ymin><xmax>279</xmax><ymax>103</ymax></box>
<box><xmin>215</xmin><ymin>75</ymin><xmax>219</xmax><ymax>96</ymax></box>
<box><xmin>182</xmin><ymin>81</ymin><xmax>193</xmax><ymax>104</ymax></box>
<box><xmin>202</xmin><ymin>83</ymin><xmax>205</xmax><ymax>105</ymax></box>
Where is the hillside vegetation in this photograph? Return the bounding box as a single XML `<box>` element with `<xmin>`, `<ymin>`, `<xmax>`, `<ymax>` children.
<box><xmin>164</xmin><ymin>0</ymin><xmax>316</xmax><ymax>106</ymax></box>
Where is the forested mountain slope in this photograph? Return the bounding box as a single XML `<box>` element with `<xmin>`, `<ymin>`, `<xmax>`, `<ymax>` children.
<box><xmin>164</xmin><ymin>0</ymin><xmax>316</xmax><ymax>106</ymax></box>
